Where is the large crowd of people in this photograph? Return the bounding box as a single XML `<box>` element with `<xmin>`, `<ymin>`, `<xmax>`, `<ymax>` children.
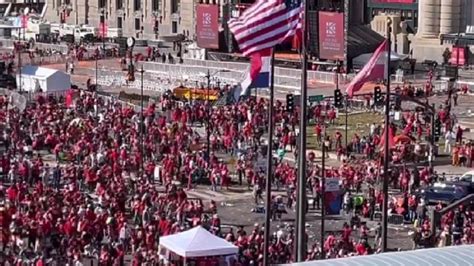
<box><xmin>0</xmin><ymin>73</ymin><xmax>473</xmax><ymax>265</ymax></box>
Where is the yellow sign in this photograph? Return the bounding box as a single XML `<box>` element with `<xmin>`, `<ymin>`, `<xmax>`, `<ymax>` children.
<box><xmin>173</xmin><ymin>87</ymin><xmax>219</xmax><ymax>101</ymax></box>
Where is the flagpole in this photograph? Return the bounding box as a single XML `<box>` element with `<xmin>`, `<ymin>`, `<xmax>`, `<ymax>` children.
<box><xmin>382</xmin><ymin>19</ymin><xmax>392</xmax><ymax>253</ymax></box>
<box><xmin>320</xmin><ymin>129</ymin><xmax>326</xmax><ymax>260</ymax></box>
<box><xmin>263</xmin><ymin>48</ymin><xmax>275</xmax><ymax>266</ymax></box>
<box><xmin>296</xmin><ymin>0</ymin><xmax>308</xmax><ymax>261</ymax></box>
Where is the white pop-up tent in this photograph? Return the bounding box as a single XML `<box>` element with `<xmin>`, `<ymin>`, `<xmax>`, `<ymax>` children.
<box><xmin>17</xmin><ymin>65</ymin><xmax>71</xmax><ymax>93</ymax></box>
<box><xmin>159</xmin><ymin>226</ymin><xmax>238</xmax><ymax>258</ymax></box>
<box><xmin>352</xmin><ymin>51</ymin><xmax>408</xmax><ymax>68</ymax></box>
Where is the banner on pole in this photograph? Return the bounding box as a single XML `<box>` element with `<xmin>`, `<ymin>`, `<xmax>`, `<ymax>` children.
<box><xmin>324</xmin><ymin>178</ymin><xmax>342</xmax><ymax>215</ymax></box>
<box><xmin>196</xmin><ymin>4</ymin><xmax>220</xmax><ymax>49</ymax></box>
<box><xmin>318</xmin><ymin>11</ymin><xmax>344</xmax><ymax>61</ymax></box>
<box><xmin>450</xmin><ymin>46</ymin><xmax>466</xmax><ymax>66</ymax></box>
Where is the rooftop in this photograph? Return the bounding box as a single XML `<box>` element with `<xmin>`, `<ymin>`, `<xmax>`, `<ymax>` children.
<box><xmin>289</xmin><ymin>245</ymin><xmax>474</xmax><ymax>266</ymax></box>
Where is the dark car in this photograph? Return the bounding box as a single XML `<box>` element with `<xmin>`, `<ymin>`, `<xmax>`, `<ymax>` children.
<box><xmin>0</xmin><ymin>74</ymin><xmax>16</xmax><ymax>88</ymax></box>
<box><xmin>417</xmin><ymin>182</ymin><xmax>470</xmax><ymax>205</ymax></box>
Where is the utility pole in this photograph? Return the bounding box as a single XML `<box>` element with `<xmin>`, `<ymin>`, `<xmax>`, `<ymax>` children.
<box><xmin>382</xmin><ymin>18</ymin><xmax>392</xmax><ymax>253</ymax></box>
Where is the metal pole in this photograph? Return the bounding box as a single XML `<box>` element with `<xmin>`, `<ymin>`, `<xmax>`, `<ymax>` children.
<box><xmin>345</xmin><ymin>94</ymin><xmax>348</xmax><ymax>149</ymax></box>
<box><xmin>296</xmin><ymin>0</ymin><xmax>309</xmax><ymax>261</ymax></box>
<box><xmin>429</xmin><ymin>103</ymin><xmax>435</xmax><ymax>169</ymax></box>
<box><xmin>140</xmin><ymin>66</ymin><xmax>145</xmax><ymax>177</ymax></box>
<box><xmin>263</xmin><ymin>49</ymin><xmax>275</xmax><ymax>266</ymax></box>
<box><xmin>102</xmin><ymin>9</ymin><xmax>106</xmax><ymax>55</ymax></box>
<box><xmin>455</xmin><ymin>36</ymin><xmax>460</xmax><ymax>80</ymax></box>
<box><xmin>382</xmin><ymin>22</ymin><xmax>392</xmax><ymax>253</ymax></box>
<box><xmin>18</xmin><ymin>43</ymin><xmax>22</xmax><ymax>93</ymax></box>
<box><xmin>206</xmin><ymin>69</ymin><xmax>211</xmax><ymax>162</ymax></box>
<box><xmin>95</xmin><ymin>51</ymin><xmax>98</xmax><ymax>85</ymax></box>
<box><xmin>320</xmin><ymin>132</ymin><xmax>326</xmax><ymax>259</ymax></box>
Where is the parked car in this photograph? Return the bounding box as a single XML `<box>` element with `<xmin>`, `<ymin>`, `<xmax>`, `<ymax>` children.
<box><xmin>459</xmin><ymin>170</ymin><xmax>474</xmax><ymax>183</ymax></box>
<box><xmin>417</xmin><ymin>182</ymin><xmax>471</xmax><ymax>205</ymax></box>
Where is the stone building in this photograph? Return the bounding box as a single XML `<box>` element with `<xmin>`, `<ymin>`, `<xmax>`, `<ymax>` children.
<box><xmin>43</xmin><ymin>0</ymin><xmax>223</xmax><ymax>41</ymax></box>
<box><xmin>412</xmin><ymin>0</ymin><xmax>474</xmax><ymax>63</ymax></box>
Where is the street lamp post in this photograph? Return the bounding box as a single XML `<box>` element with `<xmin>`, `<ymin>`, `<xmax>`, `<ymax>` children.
<box><xmin>95</xmin><ymin>48</ymin><xmax>99</xmax><ymax>86</ymax></box>
<box><xmin>17</xmin><ymin>42</ymin><xmax>22</xmax><ymax>93</ymax></box>
<box><xmin>455</xmin><ymin>36</ymin><xmax>460</xmax><ymax>80</ymax></box>
<box><xmin>320</xmin><ymin>131</ymin><xmax>326</xmax><ymax>260</ymax></box>
<box><xmin>381</xmin><ymin>19</ymin><xmax>392</xmax><ymax>253</ymax></box>
<box><xmin>140</xmin><ymin>66</ymin><xmax>145</xmax><ymax>177</ymax></box>
<box><xmin>429</xmin><ymin>103</ymin><xmax>435</xmax><ymax>169</ymax></box>
<box><xmin>101</xmin><ymin>9</ymin><xmax>107</xmax><ymax>56</ymax></box>
<box><xmin>206</xmin><ymin>69</ymin><xmax>211</xmax><ymax>162</ymax></box>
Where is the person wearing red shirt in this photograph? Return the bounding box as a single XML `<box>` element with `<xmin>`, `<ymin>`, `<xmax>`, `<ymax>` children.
<box><xmin>6</xmin><ymin>184</ymin><xmax>18</xmax><ymax>203</ymax></box>
<box><xmin>158</xmin><ymin>215</ymin><xmax>170</xmax><ymax>236</ymax></box>
<box><xmin>342</xmin><ymin>222</ymin><xmax>352</xmax><ymax>244</ymax></box>
<box><xmin>355</xmin><ymin>240</ymin><xmax>368</xmax><ymax>255</ymax></box>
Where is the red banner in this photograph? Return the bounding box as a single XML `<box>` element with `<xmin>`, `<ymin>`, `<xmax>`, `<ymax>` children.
<box><xmin>318</xmin><ymin>11</ymin><xmax>344</xmax><ymax>61</ymax></box>
<box><xmin>450</xmin><ymin>46</ymin><xmax>467</xmax><ymax>66</ymax></box>
<box><xmin>99</xmin><ymin>22</ymin><xmax>108</xmax><ymax>38</ymax></box>
<box><xmin>196</xmin><ymin>4</ymin><xmax>219</xmax><ymax>49</ymax></box>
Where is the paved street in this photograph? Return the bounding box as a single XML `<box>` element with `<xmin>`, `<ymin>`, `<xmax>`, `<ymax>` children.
<box><xmin>32</xmin><ymin>57</ymin><xmax>474</xmax><ymax>254</ymax></box>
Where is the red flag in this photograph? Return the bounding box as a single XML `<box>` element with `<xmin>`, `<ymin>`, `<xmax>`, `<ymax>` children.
<box><xmin>291</xmin><ymin>29</ymin><xmax>302</xmax><ymax>51</ymax></box>
<box><xmin>346</xmin><ymin>40</ymin><xmax>388</xmax><ymax>97</ymax></box>
<box><xmin>379</xmin><ymin>125</ymin><xmax>395</xmax><ymax>151</ymax></box>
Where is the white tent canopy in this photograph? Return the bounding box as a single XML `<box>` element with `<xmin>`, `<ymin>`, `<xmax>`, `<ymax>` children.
<box><xmin>159</xmin><ymin>226</ymin><xmax>238</xmax><ymax>258</ymax></box>
<box><xmin>352</xmin><ymin>51</ymin><xmax>409</xmax><ymax>68</ymax></box>
<box><xmin>16</xmin><ymin>65</ymin><xmax>71</xmax><ymax>93</ymax></box>
<box><xmin>184</xmin><ymin>42</ymin><xmax>206</xmax><ymax>60</ymax></box>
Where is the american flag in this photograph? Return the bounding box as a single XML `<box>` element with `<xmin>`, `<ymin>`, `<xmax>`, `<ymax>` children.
<box><xmin>229</xmin><ymin>0</ymin><xmax>303</xmax><ymax>56</ymax></box>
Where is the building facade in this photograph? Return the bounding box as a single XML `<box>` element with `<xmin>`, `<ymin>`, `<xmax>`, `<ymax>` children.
<box><xmin>43</xmin><ymin>0</ymin><xmax>221</xmax><ymax>41</ymax></box>
<box><xmin>366</xmin><ymin>0</ymin><xmax>418</xmax><ymax>29</ymax></box>
<box><xmin>412</xmin><ymin>0</ymin><xmax>474</xmax><ymax>63</ymax></box>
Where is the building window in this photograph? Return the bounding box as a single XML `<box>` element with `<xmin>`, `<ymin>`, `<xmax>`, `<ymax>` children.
<box><xmin>171</xmin><ymin>0</ymin><xmax>180</xmax><ymax>14</ymax></box>
<box><xmin>152</xmin><ymin>0</ymin><xmax>160</xmax><ymax>11</ymax></box>
<box><xmin>99</xmin><ymin>0</ymin><xmax>106</xmax><ymax>9</ymax></box>
<box><xmin>118</xmin><ymin>17</ymin><xmax>123</xmax><ymax>29</ymax></box>
<box><xmin>172</xmin><ymin>21</ymin><xmax>178</xmax><ymax>34</ymax></box>
<box><xmin>116</xmin><ymin>0</ymin><xmax>123</xmax><ymax>9</ymax></box>
<box><xmin>134</xmin><ymin>0</ymin><xmax>141</xmax><ymax>11</ymax></box>
<box><xmin>135</xmin><ymin>18</ymin><xmax>141</xmax><ymax>30</ymax></box>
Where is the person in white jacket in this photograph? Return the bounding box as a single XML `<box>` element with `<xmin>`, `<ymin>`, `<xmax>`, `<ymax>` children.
<box><xmin>444</xmin><ymin>130</ymin><xmax>455</xmax><ymax>153</ymax></box>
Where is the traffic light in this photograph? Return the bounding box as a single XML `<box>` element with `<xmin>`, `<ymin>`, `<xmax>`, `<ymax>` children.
<box><xmin>434</xmin><ymin>118</ymin><xmax>442</xmax><ymax>141</ymax></box>
<box><xmin>334</xmin><ymin>89</ymin><xmax>343</xmax><ymax>108</ymax></box>
<box><xmin>286</xmin><ymin>94</ymin><xmax>294</xmax><ymax>112</ymax></box>
<box><xmin>374</xmin><ymin>86</ymin><xmax>382</xmax><ymax>105</ymax></box>
<box><xmin>127</xmin><ymin>64</ymin><xmax>135</xmax><ymax>82</ymax></box>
